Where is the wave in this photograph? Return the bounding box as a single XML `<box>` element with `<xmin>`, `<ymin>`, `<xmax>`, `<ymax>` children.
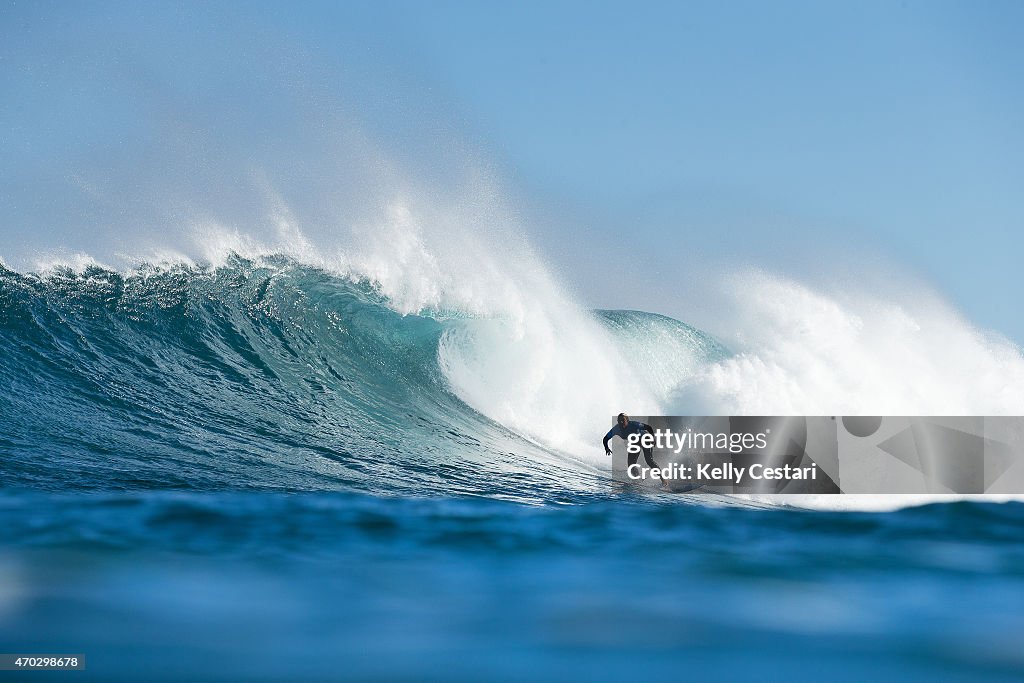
<box><xmin>0</xmin><ymin>256</ymin><xmax>725</xmax><ymax>503</ymax></box>
<box><xmin>2</xmin><ymin>242</ymin><xmax>1023</xmax><ymax>510</ymax></box>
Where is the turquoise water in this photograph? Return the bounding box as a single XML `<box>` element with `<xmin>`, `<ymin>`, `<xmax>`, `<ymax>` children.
<box><xmin>2</xmin><ymin>258</ymin><xmax>1022</xmax><ymax>681</ymax></box>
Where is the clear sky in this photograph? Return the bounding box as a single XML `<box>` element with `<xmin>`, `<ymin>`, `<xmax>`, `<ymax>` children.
<box><xmin>2</xmin><ymin>1</ymin><xmax>1022</xmax><ymax>341</ymax></box>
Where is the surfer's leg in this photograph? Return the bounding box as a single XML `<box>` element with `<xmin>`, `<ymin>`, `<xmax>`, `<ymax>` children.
<box><xmin>642</xmin><ymin>447</ymin><xmax>658</xmax><ymax>469</ymax></box>
<box><xmin>627</xmin><ymin>450</ymin><xmax>639</xmax><ymax>468</ymax></box>
<box><xmin>644</xmin><ymin>447</ymin><xmax>670</xmax><ymax>489</ymax></box>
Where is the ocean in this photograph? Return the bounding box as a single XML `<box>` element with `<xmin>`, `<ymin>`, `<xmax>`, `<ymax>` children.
<box><xmin>2</xmin><ymin>257</ymin><xmax>1023</xmax><ymax>681</ymax></box>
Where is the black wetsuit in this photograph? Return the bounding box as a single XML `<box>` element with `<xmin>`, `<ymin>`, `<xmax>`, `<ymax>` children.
<box><xmin>603</xmin><ymin>420</ymin><xmax>659</xmax><ymax>469</ymax></box>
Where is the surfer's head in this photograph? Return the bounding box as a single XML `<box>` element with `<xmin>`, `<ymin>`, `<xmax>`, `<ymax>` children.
<box><xmin>617</xmin><ymin>413</ymin><xmax>629</xmax><ymax>428</ymax></box>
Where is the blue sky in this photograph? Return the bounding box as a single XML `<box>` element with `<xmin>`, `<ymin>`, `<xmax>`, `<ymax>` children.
<box><xmin>2</xmin><ymin>1</ymin><xmax>1023</xmax><ymax>341</ymax></box>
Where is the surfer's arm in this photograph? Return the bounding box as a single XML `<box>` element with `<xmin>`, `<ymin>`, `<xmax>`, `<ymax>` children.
<box><xmin>603</xmin><ymin>428</ymin><xmax>616</xmax><ymax>455</ymax></box>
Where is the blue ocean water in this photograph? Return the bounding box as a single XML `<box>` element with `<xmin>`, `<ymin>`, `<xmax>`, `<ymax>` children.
<box><xmin>2</xmin><ymin>258</ymin><xmax>1023</xmax><ymax>681</ymax></box>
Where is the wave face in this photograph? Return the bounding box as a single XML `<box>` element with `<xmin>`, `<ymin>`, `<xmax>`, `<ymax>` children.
<box><xmin>0</xmin><ymin>256</ymin><xmax>727</xmax><ymax>501</ymax></box>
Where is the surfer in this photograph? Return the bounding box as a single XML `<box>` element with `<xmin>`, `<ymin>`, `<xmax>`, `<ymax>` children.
<box><xmin>603</xmin><ymin>413</ymin><xmax>660</xmax><ymax>470</ymax></box>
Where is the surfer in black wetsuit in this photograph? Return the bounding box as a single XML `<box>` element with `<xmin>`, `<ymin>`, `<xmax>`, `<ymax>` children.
<box><xmin>603</xmin><ymin>412</ymin><xmax>660</xmax><ymax>470</ymax></box>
